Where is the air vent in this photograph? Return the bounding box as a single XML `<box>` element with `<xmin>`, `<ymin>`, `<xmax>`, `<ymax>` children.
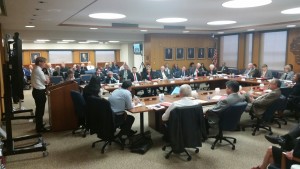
<box><xmin>112</xmin><ymin>23</ymin><xmax>139</xmax><ymax>28</ymax></box>
<box><xmin>164</xmin><ymin>25</ymin><xmax>185</xmax><ymax>29</ymax></box>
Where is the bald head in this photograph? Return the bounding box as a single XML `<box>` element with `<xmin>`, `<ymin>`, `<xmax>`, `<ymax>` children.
<box><xmin>180</xmin><ymin>84</ymin><xmax>192</xmax><ymax>97</ymax></box>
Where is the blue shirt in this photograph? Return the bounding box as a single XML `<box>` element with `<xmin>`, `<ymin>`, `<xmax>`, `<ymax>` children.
<box><xmin>108</xmin><ymin>88</ymin><xmax>133</xmax><ymax>114</ymax></box>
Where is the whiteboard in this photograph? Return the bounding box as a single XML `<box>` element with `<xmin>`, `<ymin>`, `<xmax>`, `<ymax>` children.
<box><xmin>49</xmin><ymin>51</ymin><xmax>73</xmax><ymax>63</ymax></box>
<box><xmin>95</xmin><ymin>51</ymin><xmax>115</xmax><ymax>63</ymax></box>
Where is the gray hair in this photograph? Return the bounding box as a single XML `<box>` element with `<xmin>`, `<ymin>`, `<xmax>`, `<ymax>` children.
<box><xmin>180</xmin><ymin>84</ymin><xmax>192</xmax><ymax>97</ymax></box>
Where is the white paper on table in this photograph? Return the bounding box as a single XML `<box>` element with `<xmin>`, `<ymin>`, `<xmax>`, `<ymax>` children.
<box><xmin>211</xmin><ymin>95</ymin><xmax>222</xmax><ymax>100</ymax></box>
<box><xmin>194</xmin><ymin>99</ymin><xmax>208</xmax><ymax>103</ymax></box>
<box><xmin>146</xmin><ymin>104</ymin><xmax>165</xmax><ymax>110</ymax></box>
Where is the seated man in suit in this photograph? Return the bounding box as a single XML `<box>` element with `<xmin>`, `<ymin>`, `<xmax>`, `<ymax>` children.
<box><xmin>172</xmin><ymin>63</ymin><xmax>180</xmax><ymax>77</ymax></box>
<box><xmin>102</xmin><ymin>63</ymin><xmax>112</xmax><ymax>76</ymax></box>
<box><xmin>280</xmin><ymin>64</ymin><xmax>294</xmax><ymax>81</ymax></box>
<box><xmin>142</xmin><ymin>67</ymin><xmax>157</xmax><ymax>96</ymax></box>
<box><xmin>218</xmin><ymin>62</ymin><xmax>228</xmax><ymax>74</ymax></box>
<box><xmin>108</xmin><ymin>81</ymin><xmax>136</xmax><ymax>137</ymax></box>
<box><xmin>248</xmin><ymin>79</ymin><xmax>281</xmax><ymax>117</ymax></box>
<box><xmin>175</xmin><ymin>66</ymin><xmax>189</xmax><ymax>78</ymax></box>
<box><xmin>128</xmin><ymin>66</ymin><xmax>141</xmax><ymax>82</ymax></box>
<box><xmin>104</xmin><ymin>71</ymin><xmax>118</xmax><ymax>84</ymax></box>
<box><xmin>95</xmin><ymin>68</ymin><xmax>105</xmax><ymax>82</ymax></box>
<box><xmin>193</xmin><ymin>63</ymin><xmax>203</xmax><ymax>78</ymax></box>
<box><xmin>206</xmin><ymin>64</ymin><xmax>217</xmax><ymax>76</ymax></box>
<box><xmin>74</xmin><ymin>64</ymin><xmax>85</xmax><ymax>78</ymax></box>
<box><xmin>243</xmin><ymin>63</ymin><xmax>255</xmax><ymax>77</ymax></box>
<box><xmin>119</xmin><ymin>64</ymin><xmax>131</xmax><ymax>82</ymax></box>
<box><xmin>252</xmin><ymin>64</ymin><xmax>261</xmax><ymax>78</ymax></box>
<box><xmin>205</xmin><ymin>80</ymin><xmax>245</xmax><ymax>124</ymax></box>
<box><xmin>52</xmin><ymin>65</ymin><xmax>64</xmax><ymax>76</ymax></box>
<box><xmin>157</xmin><ymin>66</ymin><xmax>172</xmax><ymax>93</ymax></box>
<box><xmin>260</xmin><ymin>64</ymin><xmax>273</xmax><ymax>79</ymax></box>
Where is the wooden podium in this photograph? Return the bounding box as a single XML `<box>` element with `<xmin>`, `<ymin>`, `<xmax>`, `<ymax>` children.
<box><xmin>48</xmin><ymin>81</ymin><xmax>79</xmax><ymax>131</ymax></box>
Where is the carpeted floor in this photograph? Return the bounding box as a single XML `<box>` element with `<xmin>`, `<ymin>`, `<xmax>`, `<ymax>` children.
<box><xmin>2</xmin><ymin>89</ymin><xmax>297</xmax><ymax>169</ymax></box>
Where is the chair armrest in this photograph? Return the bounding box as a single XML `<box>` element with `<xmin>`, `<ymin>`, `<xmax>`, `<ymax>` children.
<box><xmin>281</xmin><ymin>152</ymin><xmax>300</xmax><ymax>169</ymax></box>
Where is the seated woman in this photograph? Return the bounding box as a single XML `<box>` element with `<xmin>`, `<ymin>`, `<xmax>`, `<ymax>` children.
<box><xmin>252</xmin><ymin>139</ymin><xmax>300</xmax><ymax>169</ymax></box>
<box><xmin>65</xmin><ymin>69</ymin><xmax>75</xmax><ymax>81</ymax></box>
<box><xmin>83</xmin><ymin>76</ymin><xmax>101</xmax><ymax>101</ymax></box>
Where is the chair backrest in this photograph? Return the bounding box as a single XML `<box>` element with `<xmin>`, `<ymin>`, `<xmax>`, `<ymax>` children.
<box><xmin>219</xmin><ymin>102</ymin><xmax>247</xmax><ymax>131</ymax></box>
<box><xmin>80</xmin><ymin>74</ymin><xmax>92</xmax><ymax>83</ymax></box>
<box><xmin>262</xmin><ymin>98</ymin><xmax>282</xmax><ymax>121</ymax></box>
<box><xmin>74</xmin><ymin>78</ymin><xmax>81</xmax><ymax>84</ymax></box>
<box><xmin>70</xmin><ymin>90</ymin><xmax>86</xmax><ymax>119</ymax></box>
<box><xmin>280</xmin><ymin>87</ymin><xmax>293</xmax><ymax>98</ymax></box>
<box><xmin>50</xmin><ymin>76</ymin><xmax>64</xmax><ymax>85</ymax></box>
<box><xmin>169</xmin><ymin>105</ymin><xmax>206</xmax><ymax>153</ymax></box>
<box><xmin>86</xmin><ymin>96</ymin><xmax>115</xmax><ymax>139</ymax></box>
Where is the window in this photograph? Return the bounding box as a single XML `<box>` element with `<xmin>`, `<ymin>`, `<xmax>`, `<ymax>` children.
<box><xmin>220</xmin><ymin>35</ymin><xmax>239</xmax><ymax>67</ymax></box>
<box><xmin>260</xmin><ymin>31</ymin><xmax>287</xmax><ymax>70</ymax></box>
<box><xmin>245</xmin><ymin>33</ymin><xmax>253</xmax><ymax>65</ymax></box>
<box><xmin>95</xmin><ymin>51</ymin><xmax>115</xmax><ymax>63</ymax></box>
<box><xmin>49</xmin><ymin>51</ymin><xmax>72</xmax><ymax>63</ymax></box>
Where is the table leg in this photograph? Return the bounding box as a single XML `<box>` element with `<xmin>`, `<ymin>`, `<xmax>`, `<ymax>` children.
<box><xmin>140</xmin><ymin>112</ymin><xmax>144</xmax><ymax>134</ymax></box>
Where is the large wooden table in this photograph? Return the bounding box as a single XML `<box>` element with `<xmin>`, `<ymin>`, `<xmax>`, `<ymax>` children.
<box><xmin>127</xmin><ymin>85</ymin><xmax>267</xmax><ymax>134</ymax></box>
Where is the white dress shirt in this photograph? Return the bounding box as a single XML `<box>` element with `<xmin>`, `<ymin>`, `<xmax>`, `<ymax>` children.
<box><xmin>31</xmin><ymin>66</ymin><xmax>47</xmax><ymax>89</ymax></box>
<box><xmin>162</xmin><ymin>97</ymin><xmax>199</xmax><ymax>121</ymax></box>
<box><xmin>86</xmin><ymin>65</ymin><xmax>95</xmax><ymax>70</ymax></box>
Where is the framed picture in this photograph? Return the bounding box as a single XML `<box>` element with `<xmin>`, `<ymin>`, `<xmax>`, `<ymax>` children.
<box><xmin>30</xmin><ymin>52</ymin><xmax>41</xmax><ymax>64</ymax></box>
<box><xmin>197</xmin><ymin>48</ymin><xmax>205</xmax><ymax>59</ymax></box>
<box><xmin>80</xmin><ymin>52</ymin><xmax>89</xmax><ymax>62</ymax></box>
<box><xmin>176</xmin><ymin>48</ymin><xmax>184</xmax><ymax>60</ymax></box>
<box><xmin>208</xmin><ymin>48</ymin><xmax>215</xmax><ymax>59</ymax></box>
<box><xmin>187</xmin><ymin>48</ymin><xmax>195</xmax><ymax>59</ymax></box>
<box><xmin>164</xmin><ymin>48</ymin><xmax>173</xmax><ymax>60</ymax></box>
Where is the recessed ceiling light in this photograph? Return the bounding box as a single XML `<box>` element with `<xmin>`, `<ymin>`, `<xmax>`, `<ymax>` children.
<box><xmin>36</xmin><ymin>39</ymin><xmax>50</xmax><ymax>42</ymax></box>
<box><xmin>140</xmin><ymin>30</ymin><xmax>148</xmax><ymax>32</ymax></box>
<box><xmin>222</xmin><ymin>0</ymin><xmax>272</xmax><ymax>8</ymax></box>
<box><xmin>62</xmin><ymin>40</ymin><xmax>75</xmax><ymax>42</ymax></box>
<box><xmin>57</xmin><ymin>41</ymin><xmax>68</xmax><ymax>44</ymax></box>
<box><xmin>207</xmin><ymin>20</ymin><xmax>237</xmax><ymax>25</ymax></box>
<box><xmin>217</xmin><ymin>32</ymin><xmax>224</xmax><ymax>34</ymax></box>
<box><xmin>281</xmin><ymin>7</ymin><xmax>300</xmax><ymax>14</ymax></box>
<box><xmin>182</xmin><ymin>30</ymin><xmax>190</xmax><ymax>33</ymax></box>
<box><xmin>89</xmin><ymin>27</ymin><xmax>98</xmax><ymax>30</ymax></box>
<box><xmin>34</xmin><ymin>41</ymin><xmax>46</xmax><ymax>43</ymax></box>
<box><xmin>156</xmin><ymin>18</ymin><xmax>188</xmax><ymax>23</ymax></box>
<box><xmin>87</xmin><ymin>40</ymin><xmax>99</xmax><ymax>43</ymax></box>
<box><xmin>287</xmin><ymin>25</ymin><xmax>296</xmax><ymax>28</ymax></box>
<box><xmin>247</xmin><ymin>29</ymin><xmax>255</xmax><ymax>31</ymax></box>
<box><xmin>108</xmin><ymin>41</ymin><xmax>120</xmax><ymax>43</ymax></box>
<box><xmin>78</xmin><ymin>41</ymin><xmax>89</xmax><ymax>44</ymax></box>
<box><xmin>25</xmin><ymin>25</ymin><xmax>35</xmax><ymax>28</ymax></box>
<box><xmin>89</xmin><ymin>13</ymin><xmax>126</xmax><ymax>19</ymax></box>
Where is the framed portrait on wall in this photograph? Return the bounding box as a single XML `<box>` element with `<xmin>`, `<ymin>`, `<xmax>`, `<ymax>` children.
<box><xmin>80</xmin><ymin>52</ymin><xmax>89</xmax><ymax>62</ymax></box>
<box><xmin>30</xmin><ymin>52</ymin><xmax>41</xmax><ymax>64</ymax></box>
<box><xmin>176</xmin><ymin>48</ymin><xmax>184</xmax><ymax>60</ymax></box>
<box><xmin>197</xmin><ymin>48</ymin><xmax>204</xmax><ymax>59</ymax></box>
<box><xmin>187</xmin><ymin>48</ymin><xmax>195</xmax><ymax>59</ymax></box>
<box><xmin>164</xmin><ymin>48</ymin><xmax>173</xmax><ymax>60</ymax></box>
<box><xmin>208</xmin><ymin>48</ymin><xmax>215</xmax><ymax>59</ymax></box>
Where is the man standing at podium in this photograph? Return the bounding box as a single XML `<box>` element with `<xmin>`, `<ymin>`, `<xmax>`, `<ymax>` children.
<box><xmin>31</xmin><ymin>57</ymin><xmax>50</xmax><ymax>132</ymax></box>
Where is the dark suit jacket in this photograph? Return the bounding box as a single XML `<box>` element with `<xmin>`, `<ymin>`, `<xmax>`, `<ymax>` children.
<box><xmin>74</xmin><ymin>69</ymin><xmax>85</xmax><ymax>78</ymax></box>
<box><xmin>252</xmin><ymin>88</ymin><xmax>281</xmax><ymax>115</ymax></box>
<box><xmin>192</xmin><ymin>68</ymin><xmax>203</xmax><ymax>77</ymax></box>
<box><xmin>119</xmin><ymin>69</ymin><xmax>131</xmax><ymax>82</ymax></box>
<box><xmin>157</xmin><ymin>70</ymin><xmax>171</xmax><ymax>79</ymax></box>
<box><xmin>175</xmin><ymin>70</ymin><xmax>189</xmax><ymax>78</ymax></box>
<box><xmin>261</xmin><ymin>70</ymin><xmax>273</xmax><ymax>79</ymax></box>
<box><xmin>142</xmin><ymin>72</ymin><xmax>155</xmax><ymax>81</ymax></box>
<box><xmin>219</xmin><ymin>66</ymin><xmax>229</xmax><ymax>74</ymax></box>
<box><xmin>291</xmin><ymin>83</ymin><xmax>300</xmax><ymax>96</ymax></box>
<box><xmin>52</xmin><ymin>71</ymin><xmax>63</xmax><ymax>77</ymax></box>
<box><xmin>168</xmin><ymin>105</ymin><xmax>206</xmax><ymax>153</ymax></box>
<box><xmin>128</xmin><ymin>72</ymin><xmax>142</xmax><ymax>82</ymax></box>
<box><xmin>252</xmin><ymin>68</ymin><xmax>260</xmax><ymax>78</ymax></box>
<box><xmin>104</xmin><ymin>76</ymin><xmax>118</xmax><ymax>84</ymax></box>
<box><xmin>206</xmin><ymin>69</ymin><xmax>217</xmax><ymax>76</ymax></box>
<box><xmin>210</xmin><ymin>93</ymin><xmax>245</xmax><ymax>113</ymax></box>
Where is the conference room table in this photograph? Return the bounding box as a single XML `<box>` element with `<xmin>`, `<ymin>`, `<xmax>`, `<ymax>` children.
<box><xmin>103</xmin><ymin>75</ymin><xmax>268</xmax><ymax>94</ymax></box>
<box><xmin>127</xmin><ymin>85</ymin><xmax>269</xmax><ymax>135</ymax></box>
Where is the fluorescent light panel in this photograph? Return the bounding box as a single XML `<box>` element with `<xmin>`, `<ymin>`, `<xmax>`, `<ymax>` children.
<box><xmin>281</xmin><ymin>7</ymin><xmax>300</xmax><ymax>14</ymax></box>
<box><xmin>156</xmin><ymin>18</ymin><xmax>187</xmax><ymax>23</ymax></box>
<box><xmin>108</xmin><ymin>41</ymin><xmax>120</xmax><ymax>43</ymax></box>
<box><xmin>25</xmin><ymin>25</ymin><xmax>35</xmax><ymax>28</ymax></box>
<box><xmin>222</xmin><ymin>0</ymin><xmax>272</xmax><ymax>8</ymax></box>
<box><xmin>207</xmin><ymin>20</ymin><xmax>237</xmax><ymax>25</ymax></box>
<box><xmin>89</xmin><ymin>13</ymin><xmax>126</xmax><ymax>19</ymax></box>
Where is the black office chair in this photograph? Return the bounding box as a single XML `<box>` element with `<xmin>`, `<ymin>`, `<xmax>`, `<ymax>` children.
<box><xmin>274</xmin><ymin>94</ymin><xmax>289</xmax><ymax>125</ymax></box>
<box><xmin>287</xmin><ymin>95</ymin><xmax>300</xmax><ymax>121</ymax></box>
<box><xmin>50</xmin><ymin>76</ymin><xmax>64</xmax><ymax>85</ymax></box>
<box><xmin>80</xmin><ymin>74</ymin><xmax>92</xmax><ymax>83</ymax></box>
<box><xmin>70</xmin><ymin>90</ymin><xmax>87</xmax><ymax>137</ymax></box>
<box><xmin>242</xmin><ymin>98</ymin><xmax>282</xmax><ymax>136</ymax></box>
<box><xmin>208</xmin><ymin>102</ymin><xmax>247</xmax><ymax>150</ymax></box>
<box><xmin>162</xmin><ymin>105</ymin><xmax>206</xmax><ymax>161</ymax></box>
<box><xmin>86</xmin><ymin>96</ymin><xmax>124</xmax><ymax>154</ymax></box>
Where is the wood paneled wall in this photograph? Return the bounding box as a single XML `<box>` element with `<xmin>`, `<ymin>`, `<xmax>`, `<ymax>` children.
<box><xmin>0</xmin><ymin>24</ymin><xmax>4</xmax><ymax>119</ymax></box>
<box><xmin>22</xmin><ymin>50</ymin><xmax>120</xmax><ymax>67</ymax></box>
<box><xmin>287</xmin><ymin>28</ymin><xmax>300</xmax><ymax>73</ymax></box>
<box><xmin>144</xmin><ymin>34</ymin><xmax>216</xmax><ymax>70</ymax></box>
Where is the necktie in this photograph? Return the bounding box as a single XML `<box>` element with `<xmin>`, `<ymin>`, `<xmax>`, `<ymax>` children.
<box><xmin>183</xmin><ymin>71</ymin><xmax>185</xmax><ymax>76</ymax></box>
<box><xmin>284</xmin><ymin>73</ymin><xmax>288</xmax><ymax>80</ymax></box>
<box><xmin>148</xmin><ymin>73</ymin><xmax>151</xmax><ymax>80</ymax></box>
<box><xmin>134</xmin><ymin>73</ymin><xmax>137</xmax><ymax>81</ymax></box>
